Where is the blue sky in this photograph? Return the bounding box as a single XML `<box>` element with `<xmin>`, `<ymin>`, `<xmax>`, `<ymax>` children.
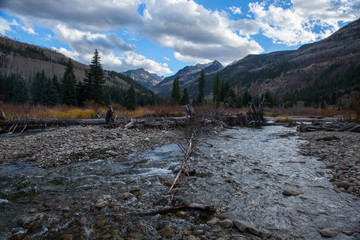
<box><xmin>0</xmin><ymin>0</ymin><xmax>359</xmax><ymax>76</ymax></box>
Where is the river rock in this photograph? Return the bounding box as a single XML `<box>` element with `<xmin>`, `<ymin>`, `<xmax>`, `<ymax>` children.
<box><xmin>219</xmin><ymin>219</ymin><xmax>234</xmax><ymax>228</ymax></box>
<box><xmin>175</xmin><ymin>211</ymin><xmax>187</xmax><ymax>217</ymax></box>
<box><xmin>187</xmin><ymin>235</ymin><xmax>197</xmax><ymax>240</ymax></box>
<box><xmin>158</xmin><ymin>225</ymin><xmax>173</xmax><ymax>237</ymax></box>
<box><xmin>233</xmin><ymin>220</ymin><xmax>260</xmax><ymax>236</ymax></box>
<box><xmin>282</xmin><ymin>189</ymin><xmax>300</xmax><ymax>196</ymax></box>
<box><xmin>334</xmin><ymin>181</ymin><xmax>350</xmax><ymax>189</ymax></box>
<box><xmin>123</xmin><ymin>192</ymin><xmax>133</xmax><ymax>200</ymax></box>
<box><xmin>207</xmin><ymin>218</ymin><xmax>218</xmax><ymax>226</ymax></box>
<box><xmin>319</xmin><ymin>227</ymin><xmax>339</xmax><ymax>237</ymax></box>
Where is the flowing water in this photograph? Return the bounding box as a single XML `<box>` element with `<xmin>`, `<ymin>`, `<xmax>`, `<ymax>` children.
<box><xmin>0</xmin><ymin>126</ymin><xmax>359</xmax><ymax>239</ymax></box>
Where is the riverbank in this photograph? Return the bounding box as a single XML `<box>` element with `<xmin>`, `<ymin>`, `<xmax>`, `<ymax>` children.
<box><xmin>298</xmin><ymin>131</ymin><xmax>360</xmax><ymax>196</ymax></box>
<box><xmin>0</xmin><ymin>125</ymin><xmax>180</xmax><ymax>168</ymax></box>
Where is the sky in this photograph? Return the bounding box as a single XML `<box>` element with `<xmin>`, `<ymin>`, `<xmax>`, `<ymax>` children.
<box><xmin>0</xmin><ymin>0</ymin><xmax>359</xmax><ymax>77</ymax></box>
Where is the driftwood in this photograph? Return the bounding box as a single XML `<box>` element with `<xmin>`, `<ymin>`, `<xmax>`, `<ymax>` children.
<box><xmin>168</xmin><ymin>132</ymin><xmax>194</xmax><ymax>193</ymax></box>
<box><xmin>297</xmin><ymin>121</ymin><xmax>360</xmax><ymax>132</ymax></box>
<box><xmin>138</xmin><ymin>202</ymin><xmax>216</xmax><ymax>216</ymax></box>
<box><xmin>223</xmin><ymin>102</ymin><xmax>266</xmax><ymax>127</ymax></box>
<box><xmin>0</xmin><ymin>118</ymin><xmax>124</xmax><ymax>133</ymax></box>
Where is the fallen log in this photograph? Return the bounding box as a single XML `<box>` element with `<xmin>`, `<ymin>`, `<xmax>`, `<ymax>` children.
<box><xmin>136</xmin><ymin>202</ymin><xmax>216</xmax><ymax>216</ymax></box>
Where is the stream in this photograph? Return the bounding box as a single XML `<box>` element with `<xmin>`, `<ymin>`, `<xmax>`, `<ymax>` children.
<box><xmin>0</xmin><ymin>126</ymin><xmax>359</xmax><ymax>239</ymax></box>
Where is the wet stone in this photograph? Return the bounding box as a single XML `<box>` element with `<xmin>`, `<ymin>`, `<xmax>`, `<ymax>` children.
<box><xmin>319</xmin><ymin>228</ymin><xmax>339</xmax><ymax>238</ymax></box>
<box><xmin>123</xmin><ymin>192</ymin><xmax>133</xmax><ymax>200</ymax></box>
<box><xmin>158</xmin><ymin>225</ymin><xmax>173</xmax><ymax>237</ymax></box>
<box><xmin>175</xmin><ymin>211</ymin><xmax>187</xmax><ymax>217</ymax></box>
<box><xmin>282</xmin><ymin>189</ymin><xmax>300</xmax><ymax>196</ymax></box>
<box><xmin>219</xmin><ymin>219</ymin><xmax>234</xmax><ymax>228</ymax></box>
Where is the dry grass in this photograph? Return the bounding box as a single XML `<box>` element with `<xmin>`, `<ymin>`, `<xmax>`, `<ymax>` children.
<box><xmin>0</xmin><ymin>103</ymin><xmax>186</xmax><ymax>120</ymax></box>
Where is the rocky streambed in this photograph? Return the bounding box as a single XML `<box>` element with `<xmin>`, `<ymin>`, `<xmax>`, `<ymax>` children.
<box><xmin>0</xmin><ymin>126</ymin><xmax>179</xmax><ymax>168</ymax></box>
<box><xmin>0</xmin><ymin>125</ymin><xmax>359</xmax><ymax>239</ymax></box>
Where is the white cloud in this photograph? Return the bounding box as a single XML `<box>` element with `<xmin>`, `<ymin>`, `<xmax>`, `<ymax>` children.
<box><xmin>51</xmin><ymin>46</ymin><xmax>79</xmax><ymax>59</ymax></box>
<box><xmin>0</xmin><ymin>17</ymin><xmax>18</xmax><ymax>35</ymax></box>
<box><xmin>228</xmin><ymin>6</ymin><xmax>242</xmax><ymax>15</ymax></box>
<box><xmin>52</xmin><ymin>25</ymin><xmax>172</xmax><ymax>75</ymax></box>
<box><xmin>164</xmin><ymin>56</ymin><xmax>170</xmax><ymax>61</ymax></box>
<box><xmin>140</xmin><ymin>0</ymin><xmax>263</xmax><ymax>64</ymax></box>
<box><xmin>249</xmin><ymin>0</ymin><xmax>360</xmax><ymax>46</ymax></box>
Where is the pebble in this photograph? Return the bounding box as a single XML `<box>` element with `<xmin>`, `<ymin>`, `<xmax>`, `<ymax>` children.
<box><xmin>123</xmin><ymin>192</ymin><xmax>133</xmax><ymax>200</ymax></box>
<box><xmin>219</xmin><ymin>219</ymin><xmax>234</xmax><ymax>228</ymax></box>
<box><xmin>175</xmin><ymin>211</ymin><xmax>187</xmax><ymax>217</ymax></box>
<box><xmin>282</xmin><ymin>189</ymin><xmax>300</xmax><ymax>196</ymax></box>
<box><xmin>207</xmin><ymin>218</ymin><xmax>218</xmax><ymax>226</ymax></box>
<box><xmin>158</xmin><ymin>225</ymin><xmax>173</xmax><ymax>237</ymax></box>
<box><xmin>319</xmin><ymin>227</ymin><xmax>339</xmax><ymax>238</ymax></box>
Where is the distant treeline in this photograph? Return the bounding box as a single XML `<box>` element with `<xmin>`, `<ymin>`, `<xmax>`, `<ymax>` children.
<box><xmin>282</xmin><ymin>64</ymin><xmax>360</xmax><ymax>109</ymax></box>
<box><xmin>0</xmin><ymin>50</ymin><xmax>159</xmax><ymax>109</ymax></box>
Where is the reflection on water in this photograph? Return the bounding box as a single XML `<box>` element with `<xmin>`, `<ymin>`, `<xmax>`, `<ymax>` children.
<box><xmin>0</xmin><ymin>126</ymin><xmax>359</xmax><ymax>239</ymax></box>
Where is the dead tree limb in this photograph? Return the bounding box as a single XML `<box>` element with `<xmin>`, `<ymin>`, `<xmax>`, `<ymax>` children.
<box><xmin>168</xmin><ymin>132</ymin><xmax>194</xmax><ymax>193</ymax></box>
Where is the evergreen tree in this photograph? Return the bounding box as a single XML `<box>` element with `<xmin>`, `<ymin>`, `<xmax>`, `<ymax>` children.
<box><xmin>242</xmin><ymin>89</ymin><xmax>252</xmax><ymax>106</ymax></box>
<box><xmin>126</xmin><ymin>85</ymin><xmax>136</xmax><ymax>110</ymax></box>
<box><xmin>4</xmin><ymin>74</ymin><xmax>27</xmax><ymax>103</ymax></box>
<box><xmin>62</xmin><ymin>58</ymin><xmax>77</xmax><ymax>105</ymax></box>
<box><xmin>197</xmin><ymin>70</ymin><xmax>205</xmax><ymax>105</ymax></box>
<box><xmin>52</xmin><ymin>74</ymin><xmax>61</xmax><ymax>104</ymax></box>
<box><xmin>31</xmin><ymin>71</ymin><xmax>57</xmax><ymax>106</ymax></box>
<box><xmin>219</xmin><ymin>80</ymin><xmax>226</xmax><ymax>103</ymax></box>
<box><xmin>262</xmin><ymin>90</ymin><xmax>276</xmax><ymax>108</ymax></box>
<box><xmin>84</xmin><ymin>49</ymin><xmax>105</xmax><ymax>105</ymax></box>
<box><xmin>171</xmin><ymin>76</ymin><xmax>181</xmax><ymax>104</ymax></box>
<box><xmin>76</xmin><ymin>81</ymin><xmax>87</xmax><ymax>106</ymax></box>
<box><xmin>0</xmin><ymin>73</ymin><xmax>6</xmax><ymax>100</ymax></box>
<box><xmin>213</xmin><ymin>72</ymin><xmax>220</xmax><ymax>105</ymax></box>
<box><xmin>224</xmin><ymin>88</ymin><xmax>236</xmax><ymax>107</ymax></box>
<box><xmin>180</xmin><ymin>88</ymin><xmax>190</xmax><ymax>105</ymax></box>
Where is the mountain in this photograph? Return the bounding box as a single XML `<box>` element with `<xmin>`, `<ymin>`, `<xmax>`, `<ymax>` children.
<box><xmin>123</xmin><ymin>68</ymin><xmax>163</xmax><ymax>89</ymax></box>
<box><xmin>0</xmin><ymin>36</ymin><xmax>155</xmax><ymax>96</ymax></box>
<box><xmin>199</xmin><ymin>19</ymin><xmax>360</xmax><ymax>107</ymax></box>
<box><xmin>153</xmin><ymin>60</ymin><xmax>224</xmax><ymax>97</ymax></box>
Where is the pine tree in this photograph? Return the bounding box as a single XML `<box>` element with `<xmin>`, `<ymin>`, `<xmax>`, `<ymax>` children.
<box><xmin>62</xmin><ymin>58</ymin><xmax>77</xmax><ymax>105</ymax></box>
<box><xmin>171</xmin><ymin>76</ymin><xmax>181</xmax><ymax>104</ymax></box>
<box><xmin>242</xmin><ymin>89</ymin><xmax>252</xmax><ymax>106</ymax></box>
<box><xmin>4</xmin><ymin>74</ymin><xmax>27</xmax><ymax>103</ymax></box>
<box><xmin>180</xmin><ymin>88</ymin><xmax>190</xmax><ymax>105</ymax></box>
<box><xmin>213</xmin><ymin>72</ymin><xmax>220</xmax><ymax>105</ymax></box>
<box><xmin>197</xmin><ymin>70</ymin><xmax>205</xmax><ymax>105</ymax></box>
<box><xmin>126</xmin><ymin>85</ymin><xmax>136</xmax><ymax>110</ymax></box>
<box><xmin>52</xmin><ymin>74</ymin><xmax>61</xmax><ymax>104</ymax></box>
<box><xmin>219</xmin><ymin>80</ymin><xmax>225</xmax><ymax>103</ymax></box>
<box><xmin>84</xmin><ymin>49</ymin><xmax>105</xmax><ymax>105</ymax></box>
<box><xmin>31</xmin><ymin>71</ymin><xmax>57</xmax><ymax>106</ymax></box>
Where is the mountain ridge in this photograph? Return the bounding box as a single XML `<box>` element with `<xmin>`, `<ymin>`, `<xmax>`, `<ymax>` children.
<box><xmin>153</xmin><ymin>60</ymin><xmax>224</xmax><ymax>97</ymax></box>
<box><xmin>122</xmin><ymin>68</ymin><xmax>163</xmax><ymax>89</ymax></box>
<box><xmin>0</xmin><ymin>36</ymin><xmax>154</xmax><ymax>96</ymax></box>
